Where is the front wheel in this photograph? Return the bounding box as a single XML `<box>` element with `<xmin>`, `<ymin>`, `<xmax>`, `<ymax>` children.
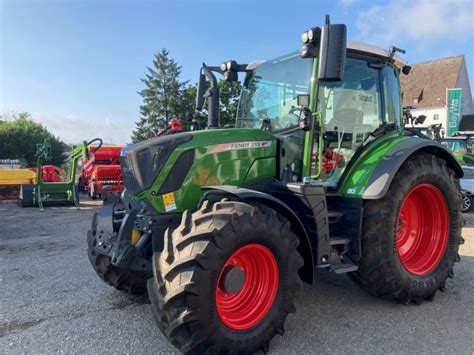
<box><xmin>350</xmin><ymin>153</ymin><xmax>463</xmax><ymax>303</ymax></box>
<box><xmin>147</xmin><ymin>199</ymin><xmax>303</xmax><ymax>354</ymax></box>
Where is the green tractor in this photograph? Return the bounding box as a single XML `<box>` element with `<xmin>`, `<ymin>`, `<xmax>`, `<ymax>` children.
<box><xmin>20</xmin><ymin>138</ymin><xmax>103</xmax><ymax>210</ymax></box>
<box><xmin>87</xmin><ymin>17</ymin><xmax>463</xmax><ymax>353</ymax></box>
<box><xmin>440</xmin><ymin>131</ymin><xmax>474</xmax><ymax>165</ymax></box>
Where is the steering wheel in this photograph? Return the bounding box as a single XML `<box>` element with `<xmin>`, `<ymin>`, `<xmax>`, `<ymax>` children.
<box><xmin>86</xmin><ymin>138</ymin><xmax>103</xmax><ymax>158</ymax></box>
<box><xmin>329</xmin><ymin>109</ymin><xmax>364</xmax><ymax>127</ymax></box>
<box><xmin>278</xmin><ymin>108</ymin><xmax>301</xmax><ymax>129</ymax></box>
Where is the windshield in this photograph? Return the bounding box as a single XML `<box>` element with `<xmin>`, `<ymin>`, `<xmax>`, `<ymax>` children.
<box><xmin>441</xmin><ymin>139</ymin><xmax>467</xmax><ymax>152</ymax></box>
<box><xmin>236</xmin><ymin>53</ymin><xmax>313</xmax><ymax>182</ymax></box>
<box><xmin>236</xmin><ymin>53</ymin><xmax>313</xmax><ymax>131</ymax></box>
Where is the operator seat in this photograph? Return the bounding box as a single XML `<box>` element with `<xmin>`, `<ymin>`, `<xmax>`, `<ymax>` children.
<box><xmin>326</xmin><ymin>108</ymin><xmax>363</xmax><ymax>150</ymax></box>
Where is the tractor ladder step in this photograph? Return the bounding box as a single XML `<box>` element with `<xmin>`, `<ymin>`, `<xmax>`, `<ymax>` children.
<box><xmin>327</xmin><ymin>211</ymin><xmax>344</xmax><ymax>238</ymax></box>
<box><xmin>327</xmin><ymin>211</ymin><xmax>344</xmax><ymax>223</ymax></box>
<box><xmin>329</xmin><ymin>255</ymin><xmax>358</xmax><ymax>274</ymax></box>
<box><xmin>330</xmin><ymin>236</ymin><xmax>351</xmax><ymax>246</ymax></box>
<box><xmin>329</xmin><ymin>236</ymin><xmax>358</xmax><ymax>274</ymax></box>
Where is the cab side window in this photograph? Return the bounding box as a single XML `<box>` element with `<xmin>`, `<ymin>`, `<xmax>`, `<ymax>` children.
<box><xmin>382</xmin><ymin>66</ymin><xmax>401</xmax><ymax>124</ymax></box>
<box><xmin>314</xmin><ymin>57</ymin><xmax>382</xmax><ymax>186</ymax></box>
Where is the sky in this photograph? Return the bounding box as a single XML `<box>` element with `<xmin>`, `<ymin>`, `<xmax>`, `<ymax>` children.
<box><xmin>1</xmin><ymin>0</ymin><xmax>473</xmax><ymax>144</ymax></box>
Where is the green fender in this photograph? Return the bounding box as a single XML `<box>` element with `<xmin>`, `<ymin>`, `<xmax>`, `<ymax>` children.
<box><xmin>336</xmin><ymin>134</ymin><xmax>463</xmax><ymax>200</ymax></box>
<box><xmin>201</xmin><ymin>185</ymin><xmax>314</xmax><ymax>284</ymax></box>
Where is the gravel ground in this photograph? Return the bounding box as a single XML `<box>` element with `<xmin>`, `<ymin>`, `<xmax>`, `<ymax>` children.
<box><xmin>0</xmin><ymin>200</ymin><xmax>473</xmax><ymax>354</ymax></box>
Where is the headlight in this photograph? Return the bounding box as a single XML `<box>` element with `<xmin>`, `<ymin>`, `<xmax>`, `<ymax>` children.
<box><xmin>301</xmin><ymin>31</ymin><xmax>309</xmax><ymax>44</ymax></box>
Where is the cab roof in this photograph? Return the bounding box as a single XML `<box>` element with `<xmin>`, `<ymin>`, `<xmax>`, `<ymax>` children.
<box><xmin>246</xmin><ymin>41</ymin><xmax>407</xmax><ymax>71</ymax></box>
<box><xmin>348</xmin><ymin>41</ymin><xmax>407</xmax><ymax>67</ymax></box>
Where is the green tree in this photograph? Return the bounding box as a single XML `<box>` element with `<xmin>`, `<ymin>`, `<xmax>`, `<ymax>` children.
<box><xmin>0</xmin><ymin>112</ymin><xmax>67</xmax><ymax>166</ymax></box>
<box><xmin>182</xmin><ymin>80</ymin><xmax>242</xmax><ymax>129</ymax></box>
<box><xmin>179</xmin><ymin>84</ymin><xmax>207</xmax><ymax>129</ymax></box>
<box><xmin>132</xmin><ymin>48</ymin><xmax>187</xmax><ymax>142</ymax></box>
<box><xmin>219</xmin><ymin>80</ymin><xmax>242</xmax><ymax>127</ymax></box>
<box><xmin>131</xmin><ymin>116</ymin><xmax>150</xmax><ymax>143</ymax></box>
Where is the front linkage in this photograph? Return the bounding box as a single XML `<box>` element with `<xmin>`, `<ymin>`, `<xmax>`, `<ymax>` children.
<box><xmin>88</xmin><ymin>189</ymin><xmax>186</xmax><ymax>295</ymax></box>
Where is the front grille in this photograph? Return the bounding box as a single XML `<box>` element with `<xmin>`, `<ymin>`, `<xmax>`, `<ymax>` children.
<box><xmin>120</xmin><ymin>156</ymin><xmax>141</xmax><ymax>195</ymax></box>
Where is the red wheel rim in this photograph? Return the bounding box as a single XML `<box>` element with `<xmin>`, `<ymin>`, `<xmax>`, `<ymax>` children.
<box><xmin>396</xmin><ymin>184</ymin><xmax>449</xmax><ymax>276</ymax></box>
<box><xmin>215</xmin><ymin>244</ymin><xmax>279</xmax><ymax>330</ymax></box>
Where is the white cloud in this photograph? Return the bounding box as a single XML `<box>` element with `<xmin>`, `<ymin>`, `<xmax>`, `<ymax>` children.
<box><xmin>354</xmin><ymin>0</ymin><xmax>473</xmax><ymax>47</ymax></box>
<box><xmin>30</xmin><ymin>112</ymin><xmax>134</xmax><ymax>146</ymax></box>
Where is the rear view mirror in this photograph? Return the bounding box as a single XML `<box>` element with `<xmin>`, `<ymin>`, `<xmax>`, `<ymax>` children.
<box><xmin>415</xmin><ymin>115</ymin><xmax>427</xmax><ymax>125</ymax></box>
<box><xmin>318</xmin><ymin>16</ymin><xmax>347</xmax><ymax>82</ymax></box>
<box><xmin>196</xmin><ymin>73</ymin><xmax>206</xmax><ymax>111</ymax></box>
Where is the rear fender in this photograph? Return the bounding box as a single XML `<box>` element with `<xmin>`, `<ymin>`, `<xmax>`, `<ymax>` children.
<box><xmin>363</xmin><ymin>138</ymin><xmax>463</xmax><ymax>199</ymax></box>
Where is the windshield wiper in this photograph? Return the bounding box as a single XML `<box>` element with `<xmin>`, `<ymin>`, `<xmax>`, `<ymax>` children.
<box><xmin>363</xmin><ymin>122</ymin><xmax>397</xmax><ymax>146</ymax></box>
<box><xmin>404</xmin><ymin>127</ymin><xmax>431</xmax><ymax>139</ymax></box>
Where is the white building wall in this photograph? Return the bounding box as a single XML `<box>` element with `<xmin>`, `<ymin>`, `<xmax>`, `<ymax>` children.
<box><xmin>410</xmin><ymin>60</ymin><xmax>473</xmax><ymax>133</ymax></box>
<box><xmin>411</xmin><ymin>106</ymin><xmax>447</xmax><ymax>129</ymax></box>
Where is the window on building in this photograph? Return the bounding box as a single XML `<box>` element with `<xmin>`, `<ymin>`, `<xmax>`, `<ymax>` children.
<box><xmin>434</xmin><ymin>114</ymin><xmax>439</xmax><ymax>121</ymax></box>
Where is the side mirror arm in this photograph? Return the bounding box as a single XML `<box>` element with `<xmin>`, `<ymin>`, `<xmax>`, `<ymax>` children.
<box><xmin>201</xmin><ymin>64</ymin><xmax>221</xmax><ymax>128</ymax></box>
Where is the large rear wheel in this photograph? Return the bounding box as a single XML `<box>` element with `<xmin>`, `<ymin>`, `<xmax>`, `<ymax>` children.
<box><xmin>147</xmin><ymin>199</ymin><xmax>303</xmax><ymax>354</ymax></box>
<box><xmin>350</xmin><ymin>153</ymin><xmax>463</xmax><ymax>302</ymax></box>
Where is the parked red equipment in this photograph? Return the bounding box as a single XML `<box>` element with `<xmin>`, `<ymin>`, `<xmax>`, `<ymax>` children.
<box><xmin>0</xmin><ymin>165</ymin><xmax>62</xmax><ymax>200</ymax></box>
<box><xmin>32</xmin><ymin>165</ymin><xmax>63</xmax><ymax>182</ymax></box>
<box><xmin>79</xmin><ymin>146</ymin><xmax>124</xmax><ymax>199</ymax></box>
<box><xmin>168</xmin><ymin>118</ymin><xmax>183</xmax><ymax>134</ymax></box>
<box><xmin>152</xmin><ymin>118</ymin><xmax>184</xmax><ymax>137</ymax></box>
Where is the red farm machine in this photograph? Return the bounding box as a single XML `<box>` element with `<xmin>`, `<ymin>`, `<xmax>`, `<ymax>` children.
<box><xmin>79</xmin><ymin>145</ymin><xmax>124</xmax><ymax>199</ymax></box>
<box><xmin>30</xmin><ymin>165</ymin><xmax>63</xmax><ymax>182</ymax></box>
<box><xmin>0</xmin><ymin>162</ymin><xmax>62</xmax><ymax>201</ymax></box>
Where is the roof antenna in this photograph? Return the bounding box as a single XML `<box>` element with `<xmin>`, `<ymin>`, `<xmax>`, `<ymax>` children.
<box><xmin>389</xmin><ymin>46</ymin><xmax>406</xmax><ymax>60</ymax></box>
<box><xmin>389</xmin><ymin>46</ymin><xmax>412</xmax><ymax>75</ymax></box>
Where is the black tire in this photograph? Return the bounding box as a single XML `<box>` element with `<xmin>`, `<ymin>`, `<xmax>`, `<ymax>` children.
<box><xmin>350</xmin><ymin>153</ymin><xmax>463</xmax><ymax>302</ymax></box>
<box><xmin>73</xmin><ymin>183</ymin><xmax>80</xmax><ymax>204</ymax></box>
<box><xmin>18</xmin><ymin>184</ymin><xmax>34</xmax><ymax>207</ymax></box>
<box><xmin>87</xmin><ymin>213</ymin><xmax>150</xmax><ymax>295</ymax></box>
<box><xmin>460</xmin><ymin>190</ymin><xmax>472</xmax><ymax>212</ymax></box>
<box><xmin>147</xmin><ymin>199</ymin><xmax>303</xmax><ymax>354</ymax></box>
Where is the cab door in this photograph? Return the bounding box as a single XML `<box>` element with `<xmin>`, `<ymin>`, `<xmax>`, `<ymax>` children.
<box><xmin>307</xmin><ymin>56</ymin><xmax>388</xmax><ymax>188</ymax></box>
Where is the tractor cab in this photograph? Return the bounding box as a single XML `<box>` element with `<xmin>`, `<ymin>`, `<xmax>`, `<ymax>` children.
<box><xmin>440</xmin><ymin>136</ymin><xmax>472</xmax><ymax>153</ymax></box>
<box><xmin>235</xmin><ymin>44</ymin><xmax>405</xmax><ymax>188</ymax></box>
<box><xmin>440</xmin><ymin>132</ymin><xmax>474</xmax><ymax>165</ymax></box>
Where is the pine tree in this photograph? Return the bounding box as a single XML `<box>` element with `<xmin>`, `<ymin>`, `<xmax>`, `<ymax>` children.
<box><xmin>219</xmin><ymin>80</ymin><xmax>242</xmax><ymax>127</ymax></box>
<box><xmin>132</xmin><ymin>49</ymin><xmax>187</xmax><ymax>142</ymax></box>
<box><xmin>131</xmin><ymin>49</ymin><xmax>243</xmax><ymax>142</ymax></box>
<box><xmin>130</xmin><ymin>115</ymin><xmax>149</xmax><ymax>143</ymax></box>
